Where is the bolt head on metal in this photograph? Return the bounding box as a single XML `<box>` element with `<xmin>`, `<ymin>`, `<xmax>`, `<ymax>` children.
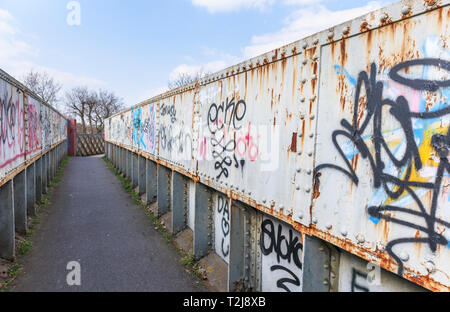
<box><xmin>341</xmin><ymin>229</ymin><xmax>348</xmax><ymax>237</ymax></box>
<box><xmin>326</xmin><ymin>223</ymin><xmax>332</xmax><ymax>230</ymax></box>
<box><xmin>401</xmin><ymin>6</ymin><xmax>411</xmax><ymax>15</ymax></box>
<box><xmin>356</xmin><ymin>234</ymin><xmax>365</xmax><ymax>244</ymax></box>
<box><xmin>425</xmin><ymin>261</ymin><xmax>435</xmax><ymax>274</ymax></box>
<box><xmin>399</xmin><ymin>251</ymin><xmax>409</xmax><ymax>262</ymax></box>
<box><xmin>312</xmin><ymin>217</ymin><xmax>318</xmax><ymax>224</ymax></box>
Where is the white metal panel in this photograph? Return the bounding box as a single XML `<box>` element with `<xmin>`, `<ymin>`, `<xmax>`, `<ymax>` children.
<box><xmin>26</xmin><ymin>95</ymin><xmax>42</xmax><ymax>158</ymax></box>
<box><xmin>214</xmin><ymin>192</ymin><xmax>230</xmax><ymax>263</ymax></box>
<box><xmin>338</xmin><ymin>251</ymin><xmax>425</xmax><ymax>292</ymax></box>
<box><xmin>313</xmin><ymin>6</ymin><xmax>450</xmax><ymax>287</ymax></box>
<box><xmin>260</xmin><ymin>215</ymin><xmax>304</xmax><ymax>292</ymax></box>
<box><xmin>0</xmin><ymin>79</ymin><xmax>25</xmax><ymax>179</ymax></box>
<box><xmin>140</xmin><ymin>102</ymin><xmax>158</xmax><ymax>156</ymax></box>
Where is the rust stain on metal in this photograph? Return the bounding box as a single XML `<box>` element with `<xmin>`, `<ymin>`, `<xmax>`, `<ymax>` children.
<box><xmin>291</xmin><ymin>132</ymin><xmax>297</xmax><ymax>153</ymax></box>
<box><xmin>360</xmin><ymin>20</ymin><xmax>370</xmax><ymax>33</ymax></box>
<box><xmin>313</xmin><ymin>173</ymin><xmax>321</xmax><ymax>199</ymax></box>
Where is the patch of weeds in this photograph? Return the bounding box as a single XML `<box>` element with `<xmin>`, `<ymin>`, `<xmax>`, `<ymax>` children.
<box><xmin>102</xmin><ymin>156</ymin><xmax>207</xmax><ymax>284</ymax></box>
<box><xmin>17</xmin><ymin>240</ymin><xmax>32</xmax><ymax>256</ymax></box>
<box><xmin>0</xmin><ymin>155</ymin><xmax>69</xmax><ymax>292</ymax></box>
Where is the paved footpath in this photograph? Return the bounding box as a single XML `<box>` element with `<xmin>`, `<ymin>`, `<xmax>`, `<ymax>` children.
<box><xmin>11</xmin><ymin>156</ymin><xmax>206</xmax><ymax>292</ymax></box>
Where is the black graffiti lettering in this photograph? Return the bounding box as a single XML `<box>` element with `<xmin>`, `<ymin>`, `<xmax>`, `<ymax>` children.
<box><xmin>315</xmin><ymin>59</ymin><xmax>450</xmax><ymax>275</ymax></box>
<box><xmin>208</xmin><ymin>98</ymin><xmax>247</xmax><ymax>179</ymax></box>
<box><xmin>217</xmin><ymin>196</ymin><xmax>230</xmax><ymax>258</ymax></box>
<box><xmin>0</xmin><ymin>93</ymin><xmax>16</xmax><ymax>148</ymax></box>
<box><xmin>270</xmin><ymin>265</ymin><xmax>301</xmax><ymax>293</ymax></box>
<box><xmin>351</xmin><ymin>268</ymin><xmax>369</xmax><ymax>292</ymax></box>
<box><xmin>160</xmin><ymin>103</ymin><xmax>177</xmax><ymax>123</ymax></box>
<box><xmin>389</xmin><ymin>58</ymin><xmax>450</xmax><ymax>92</ymax></box>
<box><xmin>260</xmin><ymin>219</ymin><xmax>303</xmax><ymax>292</ymax></box>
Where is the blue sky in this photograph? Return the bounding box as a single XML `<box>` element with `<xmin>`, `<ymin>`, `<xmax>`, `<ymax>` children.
<box><xmin>0</xmin><ymin>0</ymin><xmax>395</xmax><ymax>111</ymax></box>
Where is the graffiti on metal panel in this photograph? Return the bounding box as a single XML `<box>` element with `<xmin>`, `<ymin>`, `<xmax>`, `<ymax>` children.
<box><xmin>0</xmin><ymin>85</ymin><xmax>25</xmax><ymax>169</ymax></box>
<box><xmin>315</xmin><ymin>58</ymin><xmax>450</xmax><ymax>275</ymax></box>
<box><xmin>159</xmin><ymin>103</ymin><xmax>192</xmax><ymax>157</ymax></box>
<box><xmin>41</xmin><ymin>107</ymin><xmax>51</xmax><ymax>149</ymax></box>
<box><xmin>207</xmin><ymin>97</ymin><xmax>259</xmax><ymax>179</ymax></box>
<box><xmin>216</xmin><ymin>195</ymin><xmax>230</xmax><ymax>258</ymax></box>
<box><xmin>27</xmin><ymin>99</ymin><xmax>41</xmax><ymax>154</ymax></box>
<box><xmin>260</xmin><ymin>218</ymin><xmax>303</xmax><ymax>292</ymax></box>
<box><xmin>132</xmin><ymin>107</ymin><xmax>146</xmax><ymax>149</ymax></box>
<box><xmin>351</xmin><ymin>268</ymin><xmax>370</xmax><ymax>292</ymax></box>
<box><xmin>160</xmin><ymin>103</ymin><xmax>176</xmax><ymax>123</ymax></box>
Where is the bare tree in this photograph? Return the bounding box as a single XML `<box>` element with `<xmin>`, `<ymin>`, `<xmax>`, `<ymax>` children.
<box><xmin>65</xmin><ymin>87</ymin><xmax>92</xmax><ymax>133</ymax></box>
<box><xmin>65</xmin><ymin>87</ymin><xmax>123</xmax><ymax>134</ymax></box>
<box><xmin>22</xmin><ymin>70</ymin><xmax>62</xmax><ymax>107</ymax></box>
<box><xmin>168</xmin><ymin>69</ymin><xmax>211</xmax><ymax>90</ymax></box>
<box><xmin>93</xmin><ymin>89</ymin><xmax>124</xmax><ymax>133</ymax></box>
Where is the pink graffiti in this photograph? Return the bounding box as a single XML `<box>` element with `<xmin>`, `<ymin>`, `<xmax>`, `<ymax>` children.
<box><xmin>236</xmin><ymin>125</ymin><xmax>258</xmax><ymax>162</ymax></box>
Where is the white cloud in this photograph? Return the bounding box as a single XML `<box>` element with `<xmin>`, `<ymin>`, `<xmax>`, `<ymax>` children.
<box><xmin>192</xmin><ymin>0</ymin><xmax>274</xmax><ymax>13</ymax></box>
<box><xmin>243</xmin><ymin>1</ymin><xmax>384</xmax><ymax>58</ymax></box>
<box><xmin>169</xmin><ymin>60</ymin><xmax>228</xmax><ymax>81</ymax></box>
<box><xmin>169</xmin><ymin>1</ymin><xmax>386</xmax><ymax>93</ymax></box>
<box><xmin>169</xmin><ymin>48</ymin><xmax>242</xmax><ymax>83</ymax></box>
<box><xmin>0</xmin><ymin>9</ymin><xmax>105</xmax><ymax>98</ymax></box>
<box><xmin>0</xmin><ymin>9</ymin><xmax>13</xmax><ymax>21</ymax></box>
<box><xmin>282</xmin><ymin>0</ymin><xmax>321</xmax><ymax>5</ymax></box>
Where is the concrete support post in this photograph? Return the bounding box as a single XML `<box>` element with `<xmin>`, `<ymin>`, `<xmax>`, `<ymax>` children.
<box><xmin>111</xmin><ymin>145</ymin><xmax>115</xmax><ymax>165</ymax></box>
<box><xmin>193</xmin><ymin>183</ymin><xmax>212</xmax><ymax>259</ymax></box>
<box><xmin>0</xmin><ymin>181</ymin><xmax>14</xmax><ymax>260</ymax></box>
<box><xmin>132</xmin><ymin>153</ymin><xmax>139</xmax><ymax>188</ymax></box>
<box><xmin>122</xmin><ymin>148</ymin><xmax>127</xmax><ymax>176</ymax></box>
<box><xmin>35</xmin><ymin>158</ymin><xmax>42</xmax><ymax>203</ymax></box>
<box><xmin>157</xmin><ymin>165</ymin><xmax>171</xmax><ymax>216</ymax></box>
<box><xmin>122</xmin><ymin>149</ymin><xmax>127</xmax><ymax>175</ymax></box>
<box><xmin>138</xmin><ymin>155</ymin><xmax>146</xmax><ymax>196</ymax></box>
<box><xmin>171</xmin><ymin>171</ymin><xmax>187</xmax><ymax>235</ymax></box>
<box><xmin>54</xmin><ymin>148</ymin><xmax>58</xmax><ymax>177</ymax></box>
<box><xmin>27</xmin><ymin>163</ymin><xmax>36</xmax><ymax>217</ymax></box>
<box><xmin>46</xmin><ymin>152</ymin><xmax>51</xmax><ymax>187</ymax></box>
<box><xmin>13</xmin><ymin>170</ymin><xmax>27</xmax><ymax>235</ymax></box>
<box><xmin>145</xmin><ymin>159</ymin><xmax>157</xmax><ymax>204</ymax></box>
<box><xmin>49</xmin><ymin>150</ymin><xmax>54</xmax><ymax>182</ymax></box>
<box><xmin>229</xmin><ymin>202</ymin><xmax>246</xmax><ymax>291</ymax></box>
<box><xmin>127</xmin><ymin>150</ymin><xmax>132</xmax><ymax>181</ymax></box>
<box><xmin>42</xmin><ymin>154</ymin><xmax>48</xmax><ymax>194</ymax></box>
<box><xmin>302</xmin><ymin>235</ymin><xmax>332</xmax><ymax>292</ymax></box>
<box><xmin>118</xmin><ymin>147</ymin><xmax>122</xmax><ymax>173</ymax></box>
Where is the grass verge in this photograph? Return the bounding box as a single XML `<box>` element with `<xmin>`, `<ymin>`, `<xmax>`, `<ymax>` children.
<box><xmin>0</xmin><ymin>155</ymin><xmax>69</xmax><ymax>292</ymax></box>
<box><xmin>102</xmin><ymin>156</ymin><xmax>207</xmax><ymax>284</ymax></box>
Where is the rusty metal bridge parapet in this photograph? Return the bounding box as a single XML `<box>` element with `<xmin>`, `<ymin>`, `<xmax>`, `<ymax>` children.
<box><xmin>104</xmin><ymin>0</ymin><xmax>450</xmax><ymax>292</ymax></box>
